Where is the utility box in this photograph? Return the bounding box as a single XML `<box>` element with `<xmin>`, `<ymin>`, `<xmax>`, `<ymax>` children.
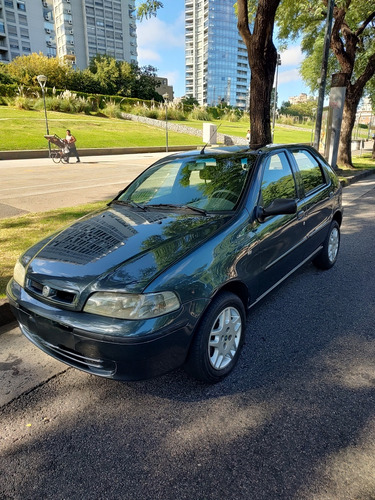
<box><xmin>203</xmin><ymin>123</ymin><xmax>217</xmax><ymax>144</ymax></box>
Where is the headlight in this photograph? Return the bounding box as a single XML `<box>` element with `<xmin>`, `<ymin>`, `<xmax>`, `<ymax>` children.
<box><xmin>13</xmin><ymin>259</ymin><xmax>26</xmax><ymax>288</ymax></box>
<box><xmin>83</xmin><ymin>291</ymin><xmax>180</xmax><ymax>320</ymax></box>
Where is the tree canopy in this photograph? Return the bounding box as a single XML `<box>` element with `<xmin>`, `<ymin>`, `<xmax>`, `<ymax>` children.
<box><xmin>1</xmin><ymin>53</ymin><xmax>162</xmax><ymax>101</ymax></box>
<box><xmin>276</xmin><ymin>0</ymin><xmax>375</xmax><ymax>166</ymax></box>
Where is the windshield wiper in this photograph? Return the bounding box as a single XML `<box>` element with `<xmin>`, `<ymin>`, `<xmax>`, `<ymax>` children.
<box><xmin>113</xmin><ymin>200</ymin><xmax>147</xmax><ymax>211</ymax></box>
<box><xmin>181</xmin><ymin>205</ymin><xmax>207</xmax><ymax>216</ymax></box>
<box><xmin>146</xmin><ymin>203</ymin><xmax>207</xmax><ymax>216</ymax></box>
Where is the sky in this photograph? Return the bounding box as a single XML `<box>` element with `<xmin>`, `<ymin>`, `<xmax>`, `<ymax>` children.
<box><xmin>136</xmin><ymin>0</ymin><xmax>312</xmax><ymax>105</ymax></box>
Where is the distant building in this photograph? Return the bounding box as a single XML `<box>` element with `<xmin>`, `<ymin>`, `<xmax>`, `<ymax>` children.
<box><xmin>288</xmin><ymin>93</ymin><xmax>313</xmax><ymax>105</ymax></box>
<box><xmin>155</xmin><ymin>77</ymin><xmax>173</xmax><ymax>101</ymax></box>
<box><xmin>185</xmin><ymin>0</ymin><xmax>250</xmax><ymax>110</ymax></box>
<box><xmin>356</xmin><ymin>97</ymin><xmax>374</xmax><ymax>127</ymax></box>
<box><xmin>0</xmin><ymin>0</ymin><xmax>137</xmax><ymax>68</ymax></box>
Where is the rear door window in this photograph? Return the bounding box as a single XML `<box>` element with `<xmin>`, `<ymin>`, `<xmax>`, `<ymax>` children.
<box><xmin>291</xmin><ymin>150</ymin><xmax>326</xmax><ymax>194</ymax></box>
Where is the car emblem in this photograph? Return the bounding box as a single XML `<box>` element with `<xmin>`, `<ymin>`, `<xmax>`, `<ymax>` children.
<box><xmin>42</xmin><ymin>285</ymin><xmax>52</xmax><ymax>297</ymax></box>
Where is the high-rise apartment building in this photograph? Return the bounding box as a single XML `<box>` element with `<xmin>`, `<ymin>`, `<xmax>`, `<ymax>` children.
<box><xmin>185</xmin><ymin>0</ymin><xmax>250</xmax><ymax>109</ymax></box>
<box><xmin>0</xmin><ymin>0</ymin><xmax>137</xmax><ymax>68</ymax></box>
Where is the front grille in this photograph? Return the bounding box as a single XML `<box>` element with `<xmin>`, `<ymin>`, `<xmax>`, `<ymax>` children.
<box><xmin>27</xmin><ymin>278</ymin><xmax>78</xmax><ymax>305</ymax></box>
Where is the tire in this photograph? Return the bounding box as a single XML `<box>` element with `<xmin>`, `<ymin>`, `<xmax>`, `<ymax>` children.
<box><xmin>185</xmin><ymin>291</ymin><xmax>245</xmax><ymax>383</ymax></box>
<box><xmin>313</xmin><ymin>220</ymin><xmax>340</xmax><ymax>270</ymax></box>
<box><xmin>61</xmin><ymin>154</ymin><xmax>69</xmax><ymax>164</ymax></box>
<box><xmin>51</xmin><ymin>152</ymin><xmax>61</xmax><ymax>164</ymax></box>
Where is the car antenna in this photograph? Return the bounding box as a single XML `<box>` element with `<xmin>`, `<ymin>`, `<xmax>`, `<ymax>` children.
<box><xmin>200</xmin><ymin>124</ymin><xmax>222</xmax><ymax>155</ymax></box>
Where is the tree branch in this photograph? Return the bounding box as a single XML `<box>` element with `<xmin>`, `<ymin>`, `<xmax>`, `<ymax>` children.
<box><xmin>355</xmin><ymin>10</ymin><xmax>375</xmax><ymax>37</ymax></box>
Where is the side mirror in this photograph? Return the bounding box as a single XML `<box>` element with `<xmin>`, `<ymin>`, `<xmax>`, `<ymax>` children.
<box><xmin>255</xmin><ymin>198</ymin><xmax>297</xmax><ymax>222</ymax></box>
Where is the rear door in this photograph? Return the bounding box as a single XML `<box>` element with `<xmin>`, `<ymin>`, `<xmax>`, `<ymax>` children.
<box><xmin>287</xmin><ymin>148</ymin><xmax>333</xmax><ymax>252</ymax></box>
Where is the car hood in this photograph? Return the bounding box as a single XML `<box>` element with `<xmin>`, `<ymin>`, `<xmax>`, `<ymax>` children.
<box><xmin>25</xmin><ymin>205</ymin><xmax>231</xmax><ymax>295</ymax></box>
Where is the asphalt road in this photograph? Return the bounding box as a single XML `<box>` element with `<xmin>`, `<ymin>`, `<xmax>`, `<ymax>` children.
<box><xmin>0</xmin><ymin>152</ymin><xmax>169</xmax><ymax>218</ymax></box>
<box><xmin>0</xmin><ymin>177</ymin><xmax>375</xmax><ymax>499</ymax></box>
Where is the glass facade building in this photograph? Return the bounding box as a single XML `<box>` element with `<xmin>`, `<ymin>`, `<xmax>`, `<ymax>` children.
<box><xmin>185</xmin><ymin>0</ymin><xmax>250</xmax><ymax>109</ymax></box>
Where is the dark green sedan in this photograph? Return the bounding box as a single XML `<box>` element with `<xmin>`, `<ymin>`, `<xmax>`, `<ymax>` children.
<box><xmin>7</xmin><ymin>144</ymin><xmax>343</xmax><ymax>383</ymax></box>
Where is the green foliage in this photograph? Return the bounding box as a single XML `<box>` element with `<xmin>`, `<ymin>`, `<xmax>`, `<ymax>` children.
<box><xmin>13</xmin><ymin>95</ymin><xmax>33</xmax><ymax>110</ymax></box>
<box><xmin>5</xmin><ymin>52</ymin><xmax>73</xmax><ymax>88</ymax></box>
<box><xmin>102</xmin><ymin>101</ymin><xmax>123</xmax><ymax>118</ymax></box>
<box><xmin>137</xmin><ymin>0</ymin><xmax>164</xmax><ymax>20</ymax></box>
<box><xmin>0</xmin><ymin>83</ymin><xmax>20</xmax><ymax>97</ymax></box>
<box><xmin>1</xmin><ymin>53</ymin><xmax>162</xmax><ymax>102</ymax></box>
<box><xmin>183</xmin><ymin>96</ymin><xmax>200</xmax><ymax>106</ymax></box>
<box><xmin>0</xmin><ymin>63</ymin><xmax>15</xmax><ymax>84</ymax></box>
<box><xmin>276</xmin><ymin>0</ymin><xmax>375</xmax><ymax>96</ymax></box>
<box><xmin>279</xmin><ymin>99</ymin><xmax>317</xmax><ymax>119</ymax></box>
<box><xmin>188</xmin><ymin>106</ymin><xmax>213</xmax><ymax>121</ymax></box>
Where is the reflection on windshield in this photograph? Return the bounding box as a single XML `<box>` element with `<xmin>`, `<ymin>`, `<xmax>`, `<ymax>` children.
<box><xmin>118</xmin><ymin>155</ymin><xmax>254</xmax><ymax>212</ymax></box>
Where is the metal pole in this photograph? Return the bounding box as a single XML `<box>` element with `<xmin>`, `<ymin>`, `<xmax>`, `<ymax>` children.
<box><xmin>42</xmin><ymin>89</ymin><xmax>51</xmax><ymax>157</ymax></box>
<box><xmin>313</xmin><ymin>0</ymin><xmax>334</xmax><ymax>151</ymax></box>
<box><xmin>272</xmin><ymin>54</ymin><xmax>281</xmax><ymax>142</ymax></box>
<box><xmin>163</xmin><ymin>93</ymin><xmax>169</xmax><ymax>152</ymax></box>
<box><xmin>165</xmin><ymin>103</ymin><xmax>168</xmax><ymax>152</ymax></box>
<box><xmin>37</xmin><ymin>75</ymin><xmax>51</xmax><ymax>157</ymax></box>
<box><xmin>42</xmin><ymin>88</ymin><xmax>49</xmax><ymax>136</ymax></box>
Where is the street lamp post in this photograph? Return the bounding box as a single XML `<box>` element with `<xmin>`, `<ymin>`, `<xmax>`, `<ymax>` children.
<box><xmin>37</xmin><ymin>74</ymin><xmax>50</xmax><ymax>156</ymax></box>
<box><xmin>163</xmin><ymin>93</ymin><xmax>169</xmax><ymax>152</ymax></box>
<box><xmin>272</xmin><ymin>54</ymin><xmax>281</xmax><ymax>142</ymax></box>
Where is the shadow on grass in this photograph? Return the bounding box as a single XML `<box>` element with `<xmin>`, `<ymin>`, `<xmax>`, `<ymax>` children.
<box><xmin>0</xmin><ymin>201</ymin><xmax>108</xmax><ymax>296</ymax></box>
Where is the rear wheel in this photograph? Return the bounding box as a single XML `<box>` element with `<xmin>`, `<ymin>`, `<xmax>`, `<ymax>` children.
<box><xmin>313</xmin><ymin>220</ymin><xmax>340</xmax><ymax>270</ymax></box>
<box><xmin>185</xmin><ymin>291</ymin><xmax>245</xmax><ymax>383</ymax></box>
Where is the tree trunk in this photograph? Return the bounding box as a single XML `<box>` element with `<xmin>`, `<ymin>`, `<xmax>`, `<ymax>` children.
<box><xmin>337</xmin><ymin>82</ymin><xmax>368</xmax><ymax>167</ymax></box>
<box><xmin>337</xmin><ymin>93</ymin><xmax>358</xmax><ymax>167</ymax></box>
<box><xmin>237</xmin><ymin>0</ymin><xmax>280</xmax><ymax>149</ymax></box>
<box><xmin>247</xmin><ymin>43</ymin><xmax>276</xmax><ymax>148</ymax></box>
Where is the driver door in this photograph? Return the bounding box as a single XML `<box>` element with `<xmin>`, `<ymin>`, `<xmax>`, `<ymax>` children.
<box><xmin>254</xmin><ymin>152</ymin><xmax>308</xmax><ymax>297</ymax></box>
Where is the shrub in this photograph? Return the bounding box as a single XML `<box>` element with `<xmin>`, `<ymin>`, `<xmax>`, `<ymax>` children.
<box><xmin>13</xmin><ymin>95</ymin><xmax>33</xmax><ymax>110</ymax></box>
<box><xmin>102</xmin><ymin>101</ymin><xmax>122</xmax><ymax>118</ymax></box>
<box><xmin>188</xmin><ymin>105</ymin><xmax>212</xmax><ymax>121</ymax></box>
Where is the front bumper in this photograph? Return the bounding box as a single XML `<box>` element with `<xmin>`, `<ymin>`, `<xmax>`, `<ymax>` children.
<box><xmin>7</xmin><ymin>279</ymin><xmax>208</xmax><ymax>381</ymax></box>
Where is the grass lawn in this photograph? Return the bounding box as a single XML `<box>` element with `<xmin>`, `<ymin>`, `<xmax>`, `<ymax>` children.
<box><xmin>0</xmin><ymin>106</ymin><xmax>314</xmax><ymax>151</ymax></box>
<box><xmin>0</xmin><ymin>106</ymin><xmax>203</xmax><ymax>150</ymax></box>
<box><xmin>0</xmin><ymin>201</ymin><xmax>108</xmax><ymax>298</ymax></box>
<box><xmin>175</xmin><ymin>119</ymin><xmax>313</xmax><ymax>144</ymax></box>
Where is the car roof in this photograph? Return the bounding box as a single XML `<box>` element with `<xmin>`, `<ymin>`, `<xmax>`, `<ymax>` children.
<box><xmin>165</xmin><ymin>143</ymin><xmax>314</xmax><ymax>161</ymax></box>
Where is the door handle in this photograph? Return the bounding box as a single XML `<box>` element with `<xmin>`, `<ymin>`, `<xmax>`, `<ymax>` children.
<box><xmin>297</xmin><ymin>210</ymin><xmax>305</xmax><ymax>220</ymax></box>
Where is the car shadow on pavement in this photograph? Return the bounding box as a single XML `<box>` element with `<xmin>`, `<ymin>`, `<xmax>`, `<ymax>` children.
<box><xmin>1</xmin><ymin>186</ymin><xmax>375</xmax><ymax>499</ymax></box>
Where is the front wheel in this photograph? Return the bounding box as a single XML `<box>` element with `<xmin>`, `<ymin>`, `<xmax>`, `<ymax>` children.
<box><xmin>184</xmin><ymin>291</ymin><xmax>245</xmax><ymax>383</ymax></box>
<box><xmin>51</xmin><ymin>152</ymin><xmax>61</xmax><ymax>164</ymax></box>
<box><xmin>313</xmin><ymin>220</ymin><xmax>340</xmax><ymax>270</ymax></box>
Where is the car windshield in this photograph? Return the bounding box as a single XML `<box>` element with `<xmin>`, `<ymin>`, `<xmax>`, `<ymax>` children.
<box><xmin>117</xmin><ymin>154</ymin><xmax>255</xmax><ymax>212</ymax></box>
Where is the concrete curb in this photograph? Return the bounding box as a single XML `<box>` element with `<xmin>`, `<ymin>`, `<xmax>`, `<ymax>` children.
<box><xmin>1</xmin><ymin>168</ymin><xmax>374</xmax><ymax>330</ymax></box>
<box><xmin>0</xmin><ymin>145</ymin><xmax>198</xmax><ymax>161</ymax></box>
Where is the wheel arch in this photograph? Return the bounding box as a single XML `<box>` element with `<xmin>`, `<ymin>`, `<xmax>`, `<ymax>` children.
<box><xmin>333</xmin><ymin>210</ymin><xmax>343</xmax><ymax>227</ymax></box>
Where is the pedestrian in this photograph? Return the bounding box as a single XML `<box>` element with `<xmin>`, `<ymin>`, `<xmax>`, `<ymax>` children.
<box><xmin>65</xmin><ymin>129</ymin><xmax>80</xmax><ymax>163</ymax></box>
<box><xmin>246</xmin><ymin>129</ymin><xmax>251</xmax><ymax>144</ymax></box>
